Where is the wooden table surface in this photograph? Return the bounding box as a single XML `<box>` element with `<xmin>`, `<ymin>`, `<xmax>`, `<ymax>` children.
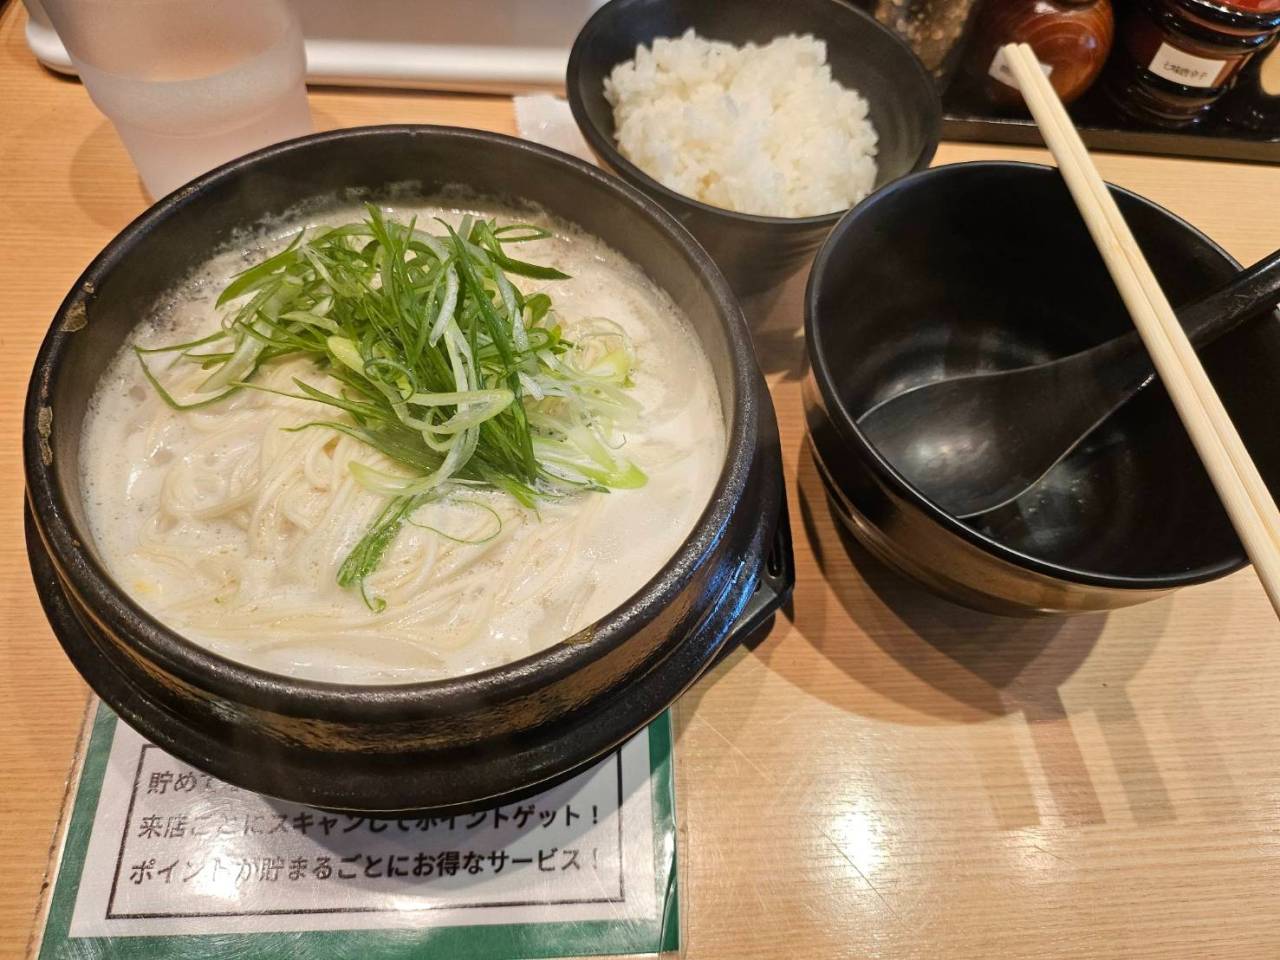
<box><xmin>4</xmin><ymin>4</ymin><xmax>1280</xmax><ymax>957</ymax></box>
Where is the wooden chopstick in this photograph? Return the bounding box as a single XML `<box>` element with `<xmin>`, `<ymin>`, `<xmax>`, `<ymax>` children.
<box><xmin>1005</xmin><ymin>44</ymin><xmax>1280</xmax><ymax>551</ymax></box>
<box><xmin>1003</xmin><ymin>42</ymin><xmax>1280</xmax><ymax>618</ymax></box>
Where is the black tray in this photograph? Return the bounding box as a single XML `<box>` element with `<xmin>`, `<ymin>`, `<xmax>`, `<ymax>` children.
<box><xmin>942</xmin><ymin>86</ymin><xmax>1280</xmax><ymax>164</ymax></box>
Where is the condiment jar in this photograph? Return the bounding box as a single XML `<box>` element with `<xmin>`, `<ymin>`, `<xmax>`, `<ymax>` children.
<box><xmin>966</xmin><ymin>0</ymin><xmax>1115</xmax><ymax>109</ymax></box>
<box><xmin>1221</xmin><ymin>35</ymin><xmax>1280</xmax><ymax>131</ymax></box>
<box><xmin>866</xmin><ymin>0</ymin><xmax>984</xmax><ymax>85</ymax></box>
<box><xmin>1107</xmin><ymin>0</ymin><xmax>1280</xmax><ymax>127</ymax></box>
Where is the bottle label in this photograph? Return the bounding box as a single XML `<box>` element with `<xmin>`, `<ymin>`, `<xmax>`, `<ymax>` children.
<box><xmin>1147</xmin><ymin>42</ymin><xmax>1228</xmax><ymax>89</ymax></box>
<box><xmin>989</xmin><ymin>48</ymin><xmax>1054</xmax><ymax>89</ymax></box>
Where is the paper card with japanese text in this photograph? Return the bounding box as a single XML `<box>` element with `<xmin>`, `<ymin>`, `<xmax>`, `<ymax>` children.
<box><xmin>35</xmin><ymin>702</ymin><xmax>679</xmax><ymax>959</ymax></box>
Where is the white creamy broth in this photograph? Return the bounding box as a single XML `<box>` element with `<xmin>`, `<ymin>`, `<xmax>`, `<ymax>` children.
<box><xmin>80</xmin><ymin>200</ymin><xmax>725</xmax><ymax>684</ymax></box>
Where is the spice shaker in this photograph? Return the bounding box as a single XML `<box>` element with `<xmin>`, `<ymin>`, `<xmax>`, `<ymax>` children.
<box><xmin>1106</xmin><ymin>0</ymin><xmax>1280</xmax><ymax>127</ymax></box>
<box><xmin>965</xmin><ymin>0</ymin><xmax>1115</xmax><ymax>109</ymax></box>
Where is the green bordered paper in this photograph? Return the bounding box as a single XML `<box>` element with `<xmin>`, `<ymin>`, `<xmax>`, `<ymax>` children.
<box><xmin>35</xmin><ymin>702</ymin><xmax>679</xmax><ymax>959</ymax></box>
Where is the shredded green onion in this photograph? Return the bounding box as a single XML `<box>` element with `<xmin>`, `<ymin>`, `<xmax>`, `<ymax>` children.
<box><xmin>140</xmin><ymin>205</ymin><xmax>645</xmax><ymax>608</ymax></box>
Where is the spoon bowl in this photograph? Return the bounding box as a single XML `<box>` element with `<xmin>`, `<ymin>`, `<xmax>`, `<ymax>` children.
<box><xmin>858</xmin><ymin>244</ymin><xmax>1280</xmax><ymax>518</ymax></box>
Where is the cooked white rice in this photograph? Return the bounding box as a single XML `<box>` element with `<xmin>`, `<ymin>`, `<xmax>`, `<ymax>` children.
<box><xmin>604</xmin><ymin>30</ymin><xmax>879</xmax><ymax>218</ymax></box>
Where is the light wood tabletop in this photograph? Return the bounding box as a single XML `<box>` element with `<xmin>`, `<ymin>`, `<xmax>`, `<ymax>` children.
<box><xmin>3</xmin><ymin>3</ymin><xmax>1280</xmax><ymax>957</ymax></box>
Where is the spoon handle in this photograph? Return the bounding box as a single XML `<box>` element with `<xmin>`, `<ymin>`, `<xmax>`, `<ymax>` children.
<box><xmin>1084</xmin><ymin>247</ymin><xmax>1280</xmax><ymax>396</ymax></box>
<box><xmin>1180</xmin><ymin>247</ymin><xmax>1280</xmax><ymax>349</ymax></box>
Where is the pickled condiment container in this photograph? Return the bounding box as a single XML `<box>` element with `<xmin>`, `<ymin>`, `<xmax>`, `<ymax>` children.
<box><xmin>966</xmin><ymin>0</ymin><xmax>1115</xmax><ymax>110</ymax></box>
<box><xmin>1106</xmin><ymin>0</ymin><xmax>1280</xmax><ymax>127</ymax></box>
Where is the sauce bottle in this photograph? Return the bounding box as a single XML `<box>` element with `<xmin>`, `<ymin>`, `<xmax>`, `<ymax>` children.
<box><xmin>1106</xmin><ymin>0</ymin><xmax>1280</xmax><ymax>127</ymax></box>
<box><xmin>967</xmin><ymin>0</ymin><xmax>1115</xmax><ymax>110</ymax></box>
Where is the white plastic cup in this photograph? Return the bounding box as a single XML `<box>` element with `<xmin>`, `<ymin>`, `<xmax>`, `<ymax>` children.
<box><xmin>41</xmin><ymin>0</ymin><xmax>313</xmax><ymax>199</ymax></box>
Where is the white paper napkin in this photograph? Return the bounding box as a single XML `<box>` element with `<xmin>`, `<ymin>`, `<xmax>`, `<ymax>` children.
<box><xmin>512</xmin><ymin>94</ymin><xmax>597</xmax><ymax>165</ymax></box>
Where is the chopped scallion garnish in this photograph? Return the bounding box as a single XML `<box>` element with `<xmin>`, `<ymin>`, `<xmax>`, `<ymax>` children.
<box><xmin>140</xmin><ymin>205</ymin><xmax>645</xmax><ymax>608</ymax></box>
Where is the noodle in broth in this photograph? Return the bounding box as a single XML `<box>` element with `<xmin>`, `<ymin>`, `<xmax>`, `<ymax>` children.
<box><xmin>80</xmin><ymin>202</ymin><xmax>724</xmax><ymax>684</ymax></box>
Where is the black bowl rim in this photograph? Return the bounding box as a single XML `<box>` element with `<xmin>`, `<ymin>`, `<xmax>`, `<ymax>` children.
<box><xmin>24</xmin><ymin>123</ymin><xmax>762</xmax><ymax>714</ymax></box>
<box><xmin>566</xmin><ymin>0</ymin><xmax>942</xmax><ymax>229</ymax></box>
<box><xmin>805</xmin><ymin>159</ymin><xmax>1249</xmax><ymax>591</ymax></box>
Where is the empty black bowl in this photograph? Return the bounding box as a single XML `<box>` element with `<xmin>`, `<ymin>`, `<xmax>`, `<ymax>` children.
<box><xmin>24</xmin><ymin>125</ymin><xmax>793</xmax><ymax>812</ymax></box>
<box><xmin>567</xmin><ymin>0</ymin><xmax>941</xmax><ymax>299</ymax></box>
<box><xmin>804</xmin><ymin>161</ymin><xmax>1280</xmax><ymax>615</ymax></box>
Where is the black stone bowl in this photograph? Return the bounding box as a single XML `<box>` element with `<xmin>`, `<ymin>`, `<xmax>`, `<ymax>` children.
<box><xmin>23</xmin><ymin>125</ymin><xmax>793</xmax><ymax>813</ymax></box>
<box><xmin>804</xmin><ymin>161</ymin><xmax>1280</xmax><ymax>615</ymax></box>
<box><xmin>567</xmin><ymin>0</ymin><xmax>941</xmax><ymax>299</ymax></box>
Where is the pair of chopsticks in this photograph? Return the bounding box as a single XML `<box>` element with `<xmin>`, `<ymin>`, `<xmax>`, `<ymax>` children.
<box><xmin>1002</xmin><ymin>42</ymin><xmax>1280</xmax><ymax>619</ymax></box>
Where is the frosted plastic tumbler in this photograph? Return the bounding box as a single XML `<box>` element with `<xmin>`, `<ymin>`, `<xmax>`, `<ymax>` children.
<box><xmin>41</xmin><ymin>0</ymin><xmax>313</xmax><ymax>199</ymax></box>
